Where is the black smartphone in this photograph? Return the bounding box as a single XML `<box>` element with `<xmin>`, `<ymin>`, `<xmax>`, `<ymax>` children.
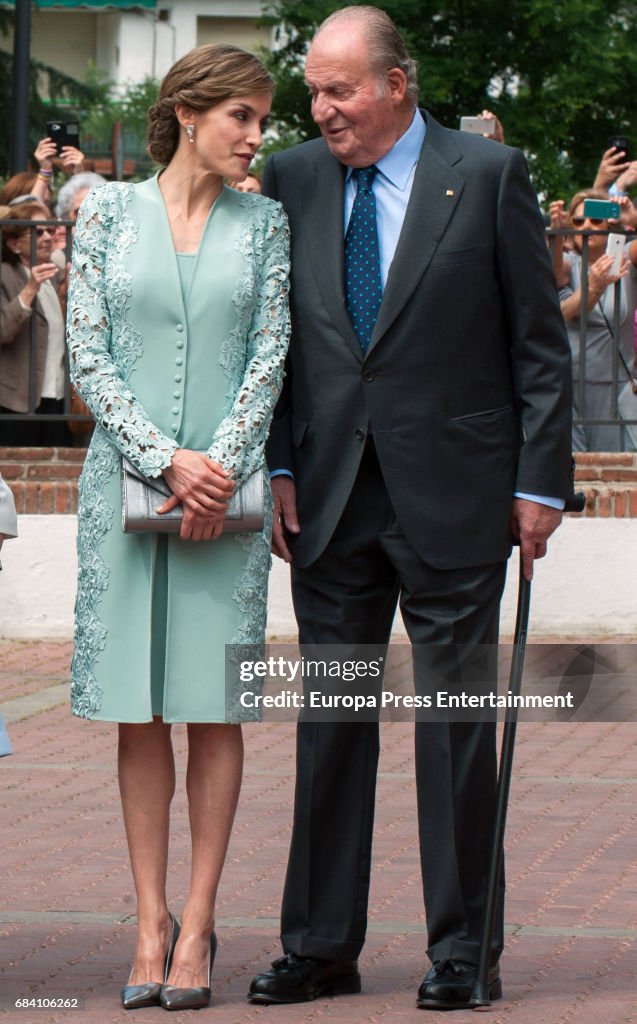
<box><xmin>46</xmin><ymin>120</ymin><xmax>80</xmax><ymax>155</ymax></box>
<box><xmin>609</xmin><ymin>134</ymin><xmax>630</xmax><ymax>162</ymax></box>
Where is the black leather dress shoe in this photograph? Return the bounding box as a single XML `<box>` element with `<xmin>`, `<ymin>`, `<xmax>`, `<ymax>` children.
<box><xmin>248</xmin><ymin>953</ymin><xmax>361</xmax><ymax>1004</ymax></box>
<box><xmin>417</xmin><ymin>959</ymin><xmax>501</xmax><ymax>1010</ymax></box>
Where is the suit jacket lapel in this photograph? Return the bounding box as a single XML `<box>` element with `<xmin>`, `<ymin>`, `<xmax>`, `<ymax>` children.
<box><xmin>369</xmin><ymin>115</ymin><xmax>465</xmax><ymax>354</ymax></box>
<box><xmin>300</xmin><ymin>149</ymin><xmax>363</xmax><ymax>362</ymax></box>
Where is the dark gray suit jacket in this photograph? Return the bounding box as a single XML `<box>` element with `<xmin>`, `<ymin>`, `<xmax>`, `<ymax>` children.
<box><xmin>264</xmin><ymin>111</ymin><xmax>573</xmax><ymax>570</ymax></box>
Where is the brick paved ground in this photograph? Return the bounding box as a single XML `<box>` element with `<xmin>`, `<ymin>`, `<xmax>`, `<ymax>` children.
<box><xmin>1</xmin><ymin>639</ymin><xmax>636</xmax><ymax>1023</ymax></box>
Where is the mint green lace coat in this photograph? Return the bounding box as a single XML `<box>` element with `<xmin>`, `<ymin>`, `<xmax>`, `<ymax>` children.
<box><xmin>66</xmin><ymin>177</ymin><xmax>290</xmax><ymax>722</ymax></box>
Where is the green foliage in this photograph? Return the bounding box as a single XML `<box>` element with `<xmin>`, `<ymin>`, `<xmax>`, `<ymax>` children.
<box><xmin>260</xmin><ymin>0</ymin><xmax>637</xmax><ymax>203</ymax></box>
<box><xmin>0</xmin><ymin>49</ymin><xmax>100</xmax><ymax>178</ymax></box>
<box><xmin>0</xmin><ymin>23</ymin><xmax>158</xmax><ymax>182</ymax></box>
<box><xmin>79</xmin><ymin>66</ymin><xmax>159</xmax><ymax>169</ymax></box>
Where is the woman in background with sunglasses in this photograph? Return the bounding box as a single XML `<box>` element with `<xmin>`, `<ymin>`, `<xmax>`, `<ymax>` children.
<box><xmin>557</xmin><ymin>188</ymin><xmax>637</xmax><ymax>451</ymax></box>
<box><xmin>0</xmin><ymin>200</ymin><xmax>71</xmax><ymax>446</ymax></box>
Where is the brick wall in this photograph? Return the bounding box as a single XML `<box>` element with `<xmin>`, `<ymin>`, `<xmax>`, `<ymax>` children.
<box><xmin>0</xmin><ymin>447</ymin><xmax>84</xmax><ymax>514</ymax></box>
<box><xmin>1</xmin><ymin>448</ymin><xmax>636</xmax><ymax>517</ymax></box>
<box><xmin>574</xmin><ymin>453</ymin><xmax>637</xmax><ymax>517</ymax></box>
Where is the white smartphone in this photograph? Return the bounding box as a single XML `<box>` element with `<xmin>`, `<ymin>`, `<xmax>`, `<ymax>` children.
<box><xmin>459</xmin><ymin>116</ymin><xmax>496</xmax><ymax>135</ymax></box>
<box><xmin>606</xmin><ymin>233</ymin><xmax>626</xmax><ymax>275</ymax></box>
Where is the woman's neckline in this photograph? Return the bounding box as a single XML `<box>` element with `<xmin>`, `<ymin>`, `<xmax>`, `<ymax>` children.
<box><xmin>155</xmin><ymin>169</ymin><xmax>224</xmax><ymax>256</ymax></box>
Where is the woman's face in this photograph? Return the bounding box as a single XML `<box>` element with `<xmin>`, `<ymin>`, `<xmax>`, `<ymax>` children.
<box><xmin>571</xmin><ymin>203</ymin><xmax>607</xmax><ymax>255</ymax></box>
<box><xmin>185</xmin><ymin>92</ymin><xmax>272</xmax><ymax>181</ymax></box>
<box><xmin>69</xmin><ymin>187</ymin><xmax>90</xmax><ymax>222</ymax></box>
<box><xmin>233</xmin><ymin>174</ymin><xmax>261</xmax><ymax>193</ymax></box>
<box><xmin>11</xmin><ymin>213</ymin><xmax>54</xmax><ymax>266</ymax></box>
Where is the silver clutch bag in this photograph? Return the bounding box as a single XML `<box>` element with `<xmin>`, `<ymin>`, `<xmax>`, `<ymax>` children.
<box><xmin>121</xmin><ymin>458</ymin><xmax>265</xmax><ymax>534</ymax></box>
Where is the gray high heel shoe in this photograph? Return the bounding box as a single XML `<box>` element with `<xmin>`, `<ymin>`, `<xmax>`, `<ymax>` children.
<box><xmin>160</xmin><ymin>931</ymin><xmax>217</xmax><ymax>1011</ymax></box>
<box><xmin>121</xmin><ymin>912</ymin><xmax>180</xmax><ymax>1010</ymax></box>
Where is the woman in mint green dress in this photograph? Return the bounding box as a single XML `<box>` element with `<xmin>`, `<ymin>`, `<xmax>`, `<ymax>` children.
<box><xmin>66</xmin><ymin>44</ymin><xmax>289</xmax><ymax>1011</ymax></box>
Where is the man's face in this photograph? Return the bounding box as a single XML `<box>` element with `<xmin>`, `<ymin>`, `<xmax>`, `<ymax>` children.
<box><xmin>305</xmin><ymin>26</ymin><xmax>403</xmax><ymax>168</ymax></box>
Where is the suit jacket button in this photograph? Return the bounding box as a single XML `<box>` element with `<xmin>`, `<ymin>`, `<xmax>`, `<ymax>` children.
<box><xmin>355</xmin><ymin>428</ymin><xmax>365</xmax><ymax>440</ymax></box>
<box><xmin>363</xmin><ymin>370</ymin><xmax>375</xmax><ymax>382</ymax></box>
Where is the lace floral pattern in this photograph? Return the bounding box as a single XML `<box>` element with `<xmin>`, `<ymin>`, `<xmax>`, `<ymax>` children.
<box><xmin>207</xmin><ymin>197</ymin><xmax>290</xmax><ymax>488</ymax></box>
<box><xmin>67</xmin><ymin>183</ymin><xmax>179</xmax><ymax>478</ymax></box>
<box><xmin>70</xmin><ymin>433</ymin><xmax>118</xmax><ymax>717</ymax></box>
<box><xmin>215</xmin><ymin>196</ymin><xmax>291</xmax><ymax>716</ymax></box>
<box><xmin>67</xmin><ymin>183</ymin><xmax>177</xmax><ymax>718</ymax></box>
<box><xmin>67</xmin><ymin>183</ymin><xmax>290</xmax><ymax>722</ymax></box>
<box><xmin>225</xmin><ymin>493</ymin><xmax>274</xmax><ymax>723</ymax></box>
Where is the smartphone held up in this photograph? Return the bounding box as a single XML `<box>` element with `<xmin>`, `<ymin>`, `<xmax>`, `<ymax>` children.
<box><xmin>608</xmin><ymin>134</ymin><xmax>630</xmax><ymax>163</ymax></box>
<box><xmin>459</xmin><ymin>116</ymin><xmax>496</xmax><ymax>136</ymax></box>
<box><xmin>582</xmin><ymin>198</ymin><xmax>620</xmax><ymax>222</ymax></box>
<box><xmin>605</xmin><ymin>233</ymin><xmax>626</xmax><ymax>276</ymax></box>
<box><xmin>45</xmin><ymin>120</ymin><xmax>80</xmax><ymax>155</ymax></box>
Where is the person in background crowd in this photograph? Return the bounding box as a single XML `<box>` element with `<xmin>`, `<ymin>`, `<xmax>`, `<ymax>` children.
<box><xmin>555</xmin><ymin>188</ymin><xmax>637</xmax><ymax>451</ymax></box>
<box><xmin>0</xmin><ymin>172</ymin><xmax>43</xmax><ymax>207</ymax></box>
<box><xmin>0</xmin><ymin>472</ymin><xmax>17</xmax><ymax>544</ymax></box>
<box><xmin>54</xmin><ymin>178</ymin><xmax>100</xmax><ymax>443</ymax></box>
<box><xmin>228</xmin><ymin>171</ymin><xmax>262</xmax><ymax>193</ymax></box>
<box><xmin>618</xmin><ymin>309</ymin><xmax>637</xmax><ymax>448</ymax></box>
<box><xmin>249</xmin><ymin>5</ymin><xmax>572</xmax><ymax>1012</ymax></box>
<box><xmin>0</xmin><ymin>471</ymin><xmax>17</xmax><ymax>756</ymax></box>
<box><xmin>0</xmin><ymin>202</ymin><xmax>71</xmax><ymax>447</ymax></box>
<box><xmin>0</xmin><ymin>136</ymin><xmax>84</xmax><ymax>210</ymax></box>
<box><xmin>52</xmin><ymin>172</ymin><xmax>107</xmax><ymax>268</ymax></box>
<box><xmin>55</xmin><ymin>172</ymin><xmax>107</xmax><ymax>223</ymax></box>
<box><xmin>473</xmin><ymin>108</ymin><xmax>505</xmax><ymax>143</ymax></box>
<box><xmin>593</xmin><ymin>144</ymin><xmax>637</xmax><ymax>199</ymax></box>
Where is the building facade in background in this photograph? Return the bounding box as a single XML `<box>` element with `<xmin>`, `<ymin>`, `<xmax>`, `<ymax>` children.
<box><xmin>0</xmin><ymin>0</ymin><xmax>273</xmax><ymax>89</ymax></box>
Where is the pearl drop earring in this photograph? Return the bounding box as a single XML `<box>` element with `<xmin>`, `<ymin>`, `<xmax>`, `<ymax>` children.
<box><xmin>186</xmin><ymin>123</ymin><xmax>195</xmax><ymax>144</ymax></box>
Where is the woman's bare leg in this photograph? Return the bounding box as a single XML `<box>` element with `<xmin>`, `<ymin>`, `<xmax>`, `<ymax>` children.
<box><xmin>167</xmin><ymin>723</ymin><xmax>243</xmax><ymax>987</ymax></box>
<box><xmin>118</xmin><ymin>717</ymin><xmax>175</xmax><ymax>984</ymax></box>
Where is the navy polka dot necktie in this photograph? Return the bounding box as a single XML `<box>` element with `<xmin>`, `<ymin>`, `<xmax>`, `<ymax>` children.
<box><xmin>345</xmin><ymin>165</ymin><xmax>382</xmax><ymax>353</ymax></box>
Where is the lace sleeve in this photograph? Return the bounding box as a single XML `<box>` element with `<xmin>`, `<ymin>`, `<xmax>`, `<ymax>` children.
<box><xmin>206</xmin><ymin>203</ymin><xmax>291</xmax><ymax>485</ymax></box>
<box><xmin>66</xmin><ymin>184</ymin><xmax>178</xmax><ymax>478</ymax></box>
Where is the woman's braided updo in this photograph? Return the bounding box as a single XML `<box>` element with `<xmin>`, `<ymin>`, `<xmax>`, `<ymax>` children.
<box><xmin>147</xmin><ymin>43</ymin><xmax>274</xmax><ymax>166</ymax></box>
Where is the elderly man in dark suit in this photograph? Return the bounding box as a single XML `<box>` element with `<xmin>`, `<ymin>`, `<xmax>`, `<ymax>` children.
<box><xmin>250</xmin><ymin>5</ymin><xmax>572</xmax><ymax>1011</ymax></box>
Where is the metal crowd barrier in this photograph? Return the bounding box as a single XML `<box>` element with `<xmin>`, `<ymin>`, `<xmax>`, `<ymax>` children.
<box><xmin>546</xmin><ymin>226</ymin><xmax>637</xmax><ymax>451</ymax></box>
<box><xmin>1</xmin><ymin>221</ymin><xmax>636</xmax><ymax>448</ymax></box>
<box><xmin>0</xmin><ymin>217</ymin><xmax>93</xmax><ymax>438</ymax></box>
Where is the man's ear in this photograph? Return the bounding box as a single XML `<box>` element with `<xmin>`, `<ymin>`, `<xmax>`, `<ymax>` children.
<box><xmin>386</xmin><ymin>67</ymin><xmax>408</xmax><ymax>105</ymax></box>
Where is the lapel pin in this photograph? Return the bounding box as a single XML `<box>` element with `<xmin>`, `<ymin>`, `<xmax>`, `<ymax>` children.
<box><xmin>446</xmin><ymin>189</ymin><xmax>455</xmax><ymax>196</ymax></box>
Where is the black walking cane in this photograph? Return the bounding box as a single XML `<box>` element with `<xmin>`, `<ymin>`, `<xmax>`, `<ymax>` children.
<box><xmin>469</xmin><ymin>492</ymin><xmax>585</xmax><ymax>1009</ymax></box>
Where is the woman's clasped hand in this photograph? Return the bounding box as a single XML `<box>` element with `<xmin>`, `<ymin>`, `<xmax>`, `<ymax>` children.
<box><xmin>159</xmin><ymin>449</ymin><xmax>235</xmax><ymax>541</ymax></box>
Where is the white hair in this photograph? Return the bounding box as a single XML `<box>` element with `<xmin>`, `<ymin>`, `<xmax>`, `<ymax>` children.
<box><xmin>316</xmin><ymin>6</ymin><xmax>419</xmax><ymax>105</ymax></box>
<box><xmin>55</xmin><ymin>172</ymin><xmax>107</xmax><ymax>218</ymax></box>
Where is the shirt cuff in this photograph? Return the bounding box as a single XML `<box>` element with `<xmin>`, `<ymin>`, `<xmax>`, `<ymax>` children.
<box><xmin>514</xmin><ymin>492</ymin><xmax>565</xmax><ymax>510</ymax></box>
<box><xmin>270</xmin><ymin>469</ymin><xmax>294</xmax><ymax>479</ymax></box>
<box><xmin>17</xmin><ymin>296</ymin><xmax>32</xmax><ymax>314</ymax></box>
